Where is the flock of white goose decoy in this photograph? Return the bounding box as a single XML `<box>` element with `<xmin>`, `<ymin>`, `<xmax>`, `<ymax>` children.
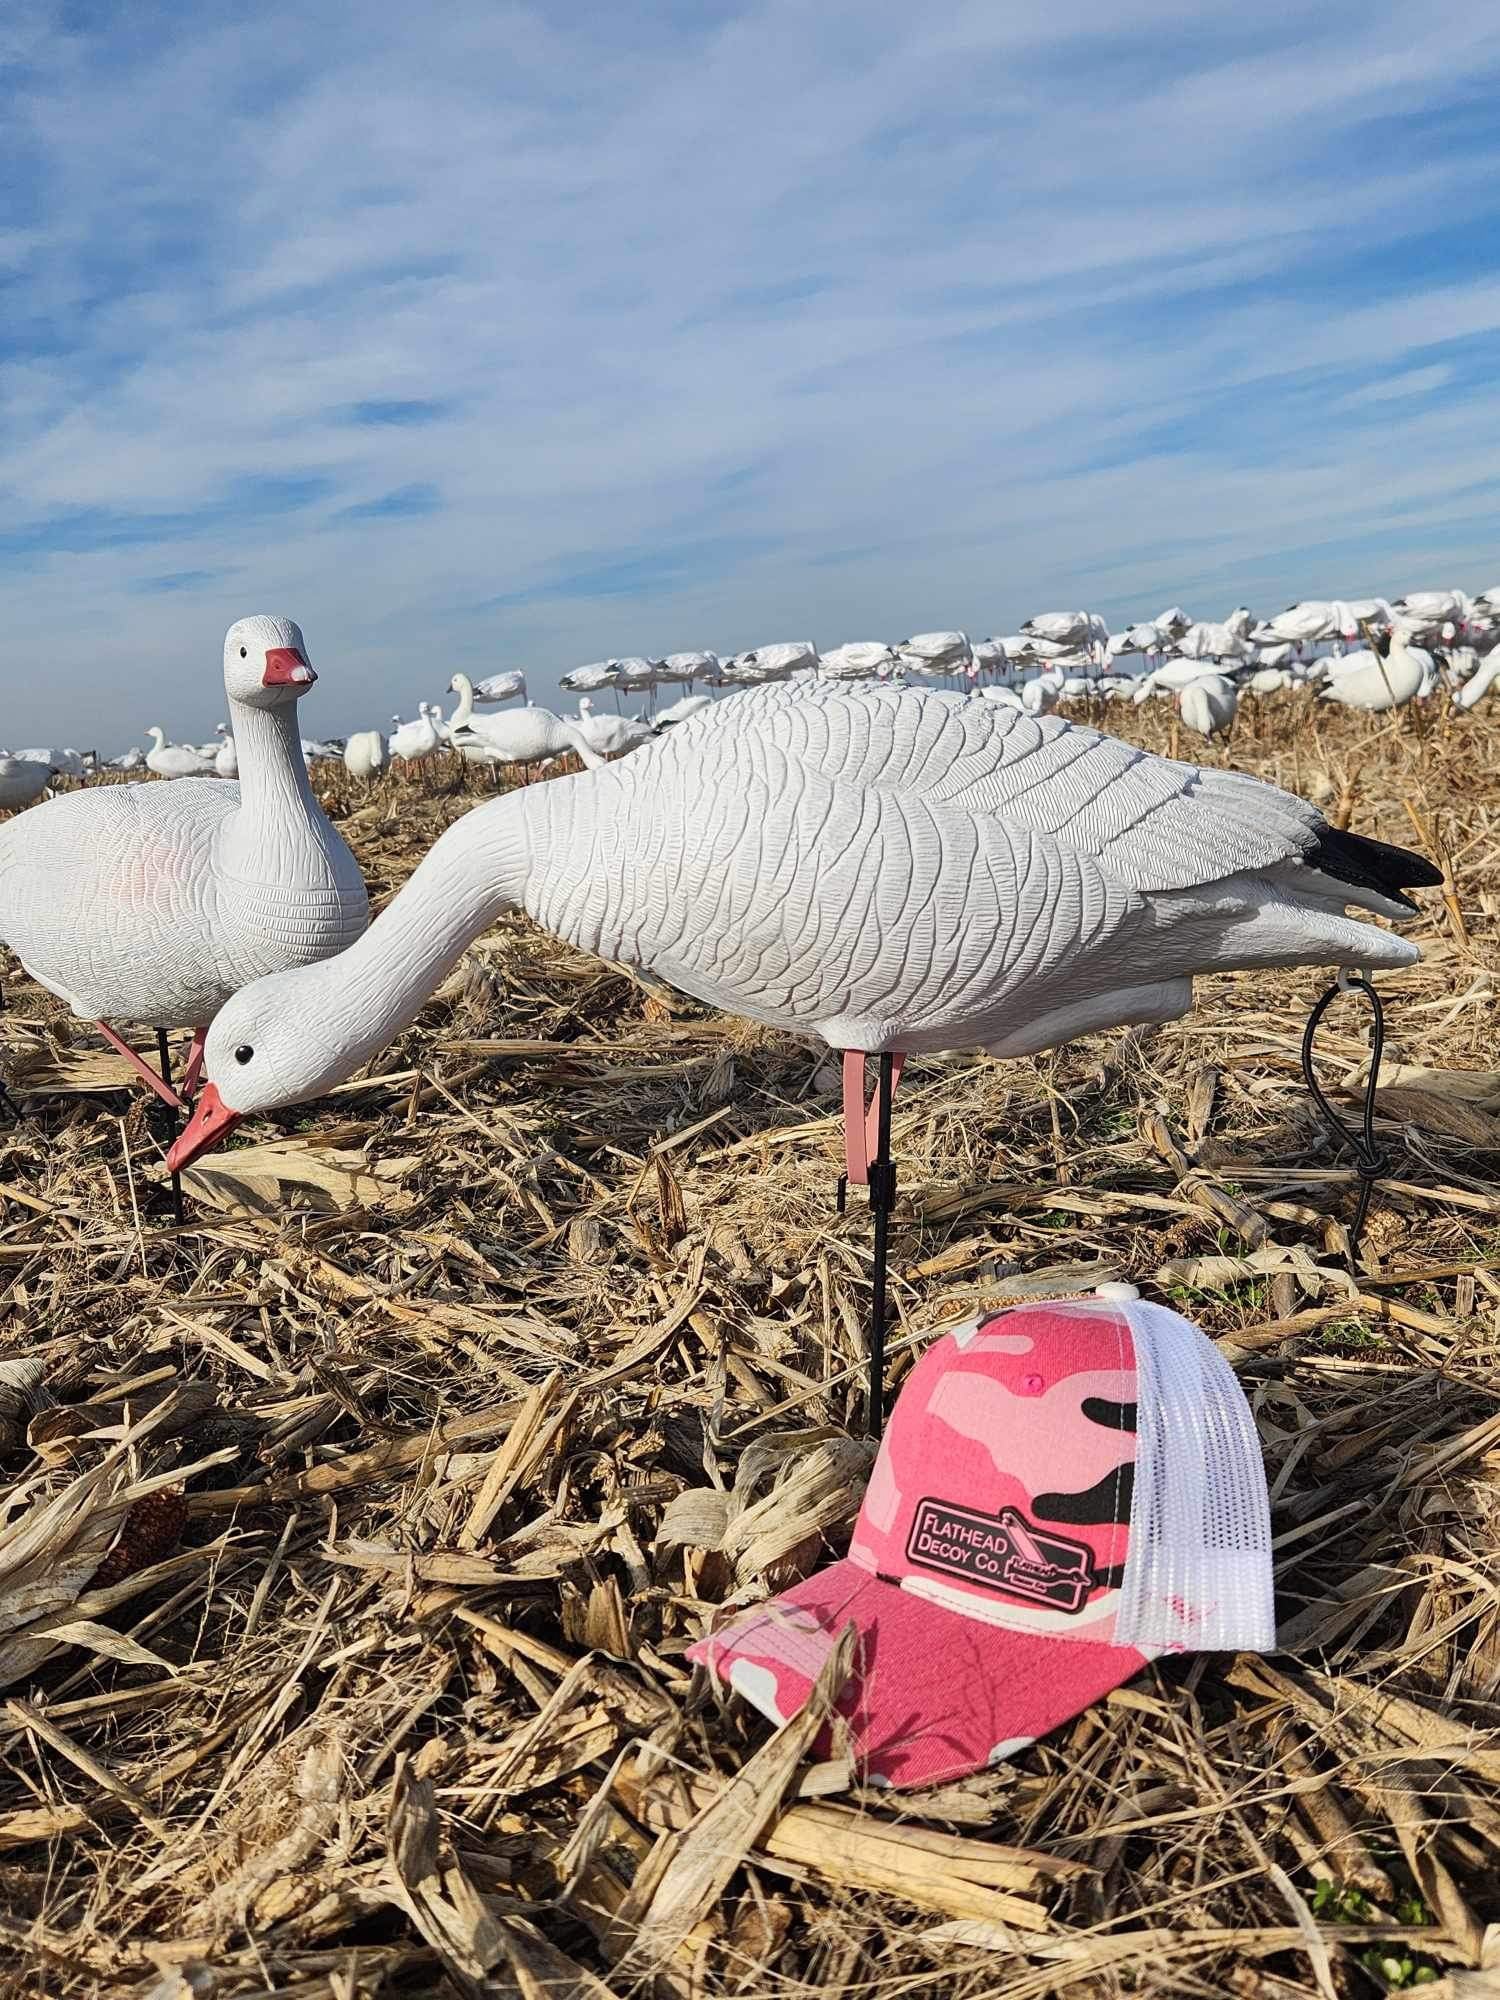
<box><xmin>0</xmin><ymin>597</ymin><xmax>1453</xmax><ymax>1417</ymax></box>
<box><xmin>4</xmin><ymin>587</ymin><xmax>1498</xmax><ymax>812</ymax></box>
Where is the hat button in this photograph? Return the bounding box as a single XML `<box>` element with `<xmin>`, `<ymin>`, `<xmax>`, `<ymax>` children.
<box><xmin>1095</xmin><ymin>1281</ymin><xmax>1140</xmax><ymax>1302</ymax></box>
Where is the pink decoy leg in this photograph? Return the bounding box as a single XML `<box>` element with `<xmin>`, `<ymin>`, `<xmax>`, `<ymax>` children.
<box><xmin>840</xmin><ymin>1050</ymin><xmax>907</xmax><ymax>1186</ymax></box>
<box><xmin>95</xmin><ymin>1024</ymin><xmax>188</xmax><ymax>1112</ymax></box>
<box><xmin>180</xmin><ymin>1027</ymin><xmax>208</xmax><ymax>1100</ymax></box>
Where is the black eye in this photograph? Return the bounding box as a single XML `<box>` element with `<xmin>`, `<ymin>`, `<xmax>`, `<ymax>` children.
<box><xmin>235</xmin><ymin>1045</ymin><xmax>254</xmax><ymax>1065</ymax></box>
<box><xmin>239</xmin><ymin>646</ymin><xmax>247</xmax><ymax>658</ymax></box>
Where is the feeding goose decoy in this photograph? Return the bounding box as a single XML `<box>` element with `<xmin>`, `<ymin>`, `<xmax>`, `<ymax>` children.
<box><xmin>170</xmin><ymin>680</ymin><xmax>1438</xmax><ymax>1425</ymax></box>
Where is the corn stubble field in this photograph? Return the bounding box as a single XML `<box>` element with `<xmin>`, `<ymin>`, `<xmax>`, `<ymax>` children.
<box><xmin>0</xmin><ymin>692</ymin><xmax>1498</xmax><ymax>2000</ymax></box>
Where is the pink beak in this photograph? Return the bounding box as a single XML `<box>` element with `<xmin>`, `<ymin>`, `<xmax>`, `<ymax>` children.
<box><xmin>263</xmin><ymin>647</ymin><xmax>316</xmax><ymax>687</ymax></box>
<box><xmin>166</xmin><ymin>1083</ymin><xmax>244</xmax><ymax>1174</ymax></box>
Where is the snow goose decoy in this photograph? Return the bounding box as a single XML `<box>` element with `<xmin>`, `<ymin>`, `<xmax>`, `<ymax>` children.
<box><xmin>0</xmin><ymin>756</ymin><xmax>53</xmax><ymax>813</ymax></box>
<box><xmin>559</xmin><ymin>660</ymin><xmax>621</xmax><ymax>696</ymax></box>
<box><xmin>173</xmin><ymin>680</ymin><xmax>1440</xmax><ymax>1429</ymax></box>
<box><xmin>613</xmin><ymin>657</ymin><xmax>662</xmax><ymax>695</ymax></box>
<box><xmin>445</xmin><ymin>679</ymin><xmax>602</xmax><ymax>777</ymax></box>
<box><xmin>1177</xmin><ymin>672</ymin><xmax>1238</xmax><ymax>739</ymax></box>
<box><xmin>897</xmin><ymin>632</ymin><xmax>972</xmax><ymax>680</ymax></box>
<box><xmin>14</xmin><ymin>747</ymin><xmax>87</xmax><ymax>780</ymax></box>
<box><xmin>818</xmin><ymin>642</ymin><xmax>894</xmax><ymax>683</ymax></box>
<box><xmin>145</xmin><ymin>729</ymin><xmax>215</xmax><ymax>779</ymax></box>
<box><xmin>724</xmin><ymin>642</ymin><xmax>818</xmax><ymax>686</ymax></box>
<box><xmin>214</xmin><ymin>725</ymin><xmax>238</xmax><ymax>780</ymax></box>
<box><xmin>655</xmin><ymin>692</ymin><xmax>714</xmax><ymax>727</ymax></box>
<box><xmin>1021</xmin><ymin>611</ymin><xmax>1100</xmax><ymax>648</ymax></box>
<box><xmin>1265</xmin><ymin>601</ymin><xmax>1338</xmax><ymax>645</ymax></box>
<box><xmin>472</xmin><ymin>670</ymin><xmax>528</xmax><ymax>705</ymax></box>
<box><xmin>343</xmin><ymin>729</ymin><xmax>389</xmax><ymax>780</ymax></box>
<box><xmin>1319</xmin><ymin>624</ymin><xmax>1429</xmax><ymax>711</ymax></box>
<box><xmin>390</xmin><ymin>705</ymin><xmax>444</xmax><ymax>766</ymax></box>
<box><xmin>1456</xmin><ymin>651</ymin><xmax>1500</xmax><ymax>711</ymax></box>
<box><xmin>970</xmin><ymin>638</ymin><xmax>1008</xmax><ymax>680</ymax></box>
<box><xmin>0</xmin><ymin>615</ymin><xmax>367</xmax><ymax>1130</ymax></box>
<box><xmin>573</xmin><ymin>696</ymin><xmax>655</xmax><ymax>758</ymax></box>
<box><xmin>658</xmin><ymin>652</ymin><xmax>719</xmax><ymax>687</ymax></box>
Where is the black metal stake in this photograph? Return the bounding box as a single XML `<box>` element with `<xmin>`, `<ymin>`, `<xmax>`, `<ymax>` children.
<box><xmin>157</xmin><ymin>1029</ymin><xmax>185</xmax><ymax>1226</ymax></box>
<box><xmin>867</xmin><ymin>1051</ymin><xmax>897</xmax><ymax>1440</ymax></box>
<box><xmin>1301</xmin><ymin>973</ymin><xmax>1386</xmax><ymax>1267</ymax></box>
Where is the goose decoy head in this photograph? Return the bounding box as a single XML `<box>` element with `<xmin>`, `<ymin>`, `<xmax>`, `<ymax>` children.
<box><xmin>168</xmin><ymin>1081</ymin><xmax>243</xmax><ymax>1171</ymax></box>
<box><xmin>168</xmin><ymin>964</ymin><xmax>348</xmax><ymax>1171</ymax></box>
<box><xmin>224</xmin><ymin>615</ymin><xmax>318</xmax><ymax>708</ymax></box>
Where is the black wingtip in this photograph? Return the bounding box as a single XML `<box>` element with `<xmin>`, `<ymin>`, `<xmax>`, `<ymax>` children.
<box><xmin>1308</xmin><ymin>824</ymin><xmax>1443</xmax><ymax>910</ymax></box>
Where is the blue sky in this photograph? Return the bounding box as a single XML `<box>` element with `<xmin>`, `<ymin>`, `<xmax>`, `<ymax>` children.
<box><xmin>3</xmin><ymin>0</ymin><xmax>1500</xmax><ymax>747</ymax></box>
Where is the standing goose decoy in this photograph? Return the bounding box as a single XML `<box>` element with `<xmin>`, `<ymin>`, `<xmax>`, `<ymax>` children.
<box><xmin>214</xmin><ymin>724</ymin><xmax>238</xmax><ymax>780</ymax></box>
<box><xmin>0</xmin><ymin>616</ymin><xmax>368</xmax><ymax>1118</ymax></box>
<box><xmin>172</xmin><ymin>681</ymin><xmax>1438</xmax><ymax>1426</ymax></box>
<box><xmin>659</xmin><ymin>652</ymin><xmax>719</xmax><ymax>688</ymax></box>
<box><xmin>145</xmin><ymin>729</ymin><xmax>216</xmax><ymax>778</ymax></box>
<box><xmin>344</xmin><ymin>729</ymin><xmax>390</xmax><ymax>781</ymax></box>
<box><xmin>390</xmin><ymin>705</ymin><xmax>444</xmax><ymax>767</ymax></box>
<box><xmin>472</xmin><ymin>669</ymin><xmax>529</xmax><ymax>705</ymax></box>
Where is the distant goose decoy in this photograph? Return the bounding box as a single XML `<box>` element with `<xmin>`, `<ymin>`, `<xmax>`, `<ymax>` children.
<box><xmin>472</xmin><ymin>670</ymin><xmax>528</xmax><ymax>705</ymax></box>
<box><xmin>1319</xmin><ymin>624</ymin><xmax>1429</xmax><ymax>711</ymax></box>
<box><xmin>344</xmin><ymin>730</ymin><xmax>390</xmax><ymax>780</ymax></box>
<box><xmin>659</xmin><ymin>652</ymin><xmax>719</xmax><ymax>687</ymax></box>
<box><xmin>559</xmin><ymin>660</ymin><xmax>621</xmax><ymax>695</ymax></box>
<box><xmin>173</xmin><ymin>680</ymin><xmax>1440</xmax><ymax>1426</ymax></box>
<box><xmin>655</xmin><ymin>692</ymin><xmax>714</xmax><ymax>726</ymax></box>
<box><xmin>1178</xmin><ymin>673</ymin><xmax>1238</xmax><ymax>739</ymax></box>
<box><xmin>145</xmin><ymin>729</ymin><xmax>216</xmax><ymax>779</ymax></box>
<box><xmin>390</xmin><ymin>705</ymin><xmax>444</xmax><ymax>765</ymax></box>
<box><xmin>724</xmin><ymin>642</ymin><xmax>818</xmax><ymax>686</ymax></box>
<box><xmin>897</xmin><ymin>632</ymin><xmax>972</xmax><ymax>679</ymax></box>
<box><xmin>574</xmin><ymin>697</ymin><xmax>655</xmax><ymax>758</ymax></box>
<box><xmin>818</xmin><ymin>642</ymin><xmax>895</xmax><ymax>683</ymax></box>
<box><xmin>446</xmin><ymin>677</ymin><xmax>602</xmax><ymax>776</ymax></box>
<box><xmin>0</xmin><ymin>756</ymin><xmax>53</xmax><ymax>813</ymax></box>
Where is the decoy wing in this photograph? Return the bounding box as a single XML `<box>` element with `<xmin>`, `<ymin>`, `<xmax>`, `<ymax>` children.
<box><xmin>522</xmin><ymin>682</ymin><xmax>1429</xmax><ymax>1057</ymax></box>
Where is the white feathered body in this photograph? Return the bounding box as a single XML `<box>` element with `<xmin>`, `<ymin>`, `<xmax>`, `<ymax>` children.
<box><xmin>344</xmin><ymin>730</ymin><xmax>389</xmax><ymax>779</ymax></box>
<box><xmin>1178</xmin><ymin>674</ymin><xmax>1238</xmax><ymax>739</ymax></box>
<box><xmin>1318</xmin><ymin>646</ymin><xmax>1426</xmax><ymax>711</ymax></box>
<box><xmin>453</xmin><ymin>705</ymin><xmax>599</xmax><ymax>768</ymax></box>
<box><xmin>508</xmin><ymin>682</ymin><xmax>1417</xmax><ymax>1058</ymax></box>
<box><xmin>0</xmin><ymin>757</ymin><xmax>52</xmax><ymax>812</ymax></box>
<box><xmin>194</xmin><ymin>681</ymin><xmax>1435</xmax><ymax>1126</ymax></box>
<box><xmin>0</xmin><ymin>689</ymin><xmax>367</xmax><ymax>1029</ymax></box>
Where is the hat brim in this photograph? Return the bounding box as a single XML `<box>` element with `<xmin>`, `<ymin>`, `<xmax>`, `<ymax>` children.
<box><xmin>688</xmin><ymin>1559</ymin><xmax>1149</xmax><ymax>1789</ymax></box>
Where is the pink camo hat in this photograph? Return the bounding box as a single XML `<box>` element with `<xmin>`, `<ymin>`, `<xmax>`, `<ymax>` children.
<box><xmin>689</xmin><ymin>1292</ymin><xmax>1275</xmax><ymax>1789</ymax></box>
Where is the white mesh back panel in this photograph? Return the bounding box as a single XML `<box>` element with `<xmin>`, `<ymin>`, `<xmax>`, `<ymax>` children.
<box><xmin>1115</xmin><ymin>1300</ymin><xmax>1275</xmax><ymax>1653</ymax></box>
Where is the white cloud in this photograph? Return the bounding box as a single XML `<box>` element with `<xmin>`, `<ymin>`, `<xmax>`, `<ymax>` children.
<box><xmin>2</xmin><ymin>0</ymin><xmax>1499</xmax><ymax>746</ymax></box>
<box><xmin>1334</xmin><ymin>364</ymin><xmax>1456</xmax><ymax>408</ymax></box>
